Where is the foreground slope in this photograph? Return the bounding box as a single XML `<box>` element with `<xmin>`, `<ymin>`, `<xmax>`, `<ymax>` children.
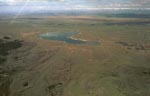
<box><xmin>0</xmin><ymin>15</ymin><xmax>150</xmax><ymax>96</ymax></box>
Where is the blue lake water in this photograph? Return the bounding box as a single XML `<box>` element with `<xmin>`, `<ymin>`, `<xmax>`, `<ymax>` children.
<box><xmin>39</xmin><ymin>32</ymin><xmax>100</xmax><ymax>45</ymax></box>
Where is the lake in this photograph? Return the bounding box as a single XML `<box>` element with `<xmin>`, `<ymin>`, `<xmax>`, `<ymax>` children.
<box><xmin>39</xmin><ymin>32</ymin><xmax>100</xmax><ymax>45</ymax></box>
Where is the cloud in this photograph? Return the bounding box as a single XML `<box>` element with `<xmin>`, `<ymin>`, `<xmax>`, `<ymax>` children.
<box><xmin>0</xmin><ymin>0</ymin><xmax>150</xmax><ymax>13</ymax></box>
<box><xmin>0</xmin><ymin>0</ymin><xmax>150</xmax><ymax>6</ymax></box>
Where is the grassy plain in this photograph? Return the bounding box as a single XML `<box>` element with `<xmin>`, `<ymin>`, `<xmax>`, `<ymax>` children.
<box><xmin>0</xmin><ymin>15</ymin><xmax>150</xmax><ymax>96</ymax></box>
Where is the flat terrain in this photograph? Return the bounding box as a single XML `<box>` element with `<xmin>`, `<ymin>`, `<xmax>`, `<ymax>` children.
<box><xmin>0</xmin><ymin>15</ymin><xmax>150</xmax><ymax>96</ymax></box>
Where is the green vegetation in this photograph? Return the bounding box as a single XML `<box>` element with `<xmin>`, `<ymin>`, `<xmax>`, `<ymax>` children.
<box><xmin>0</xmin><ymin>38</ymin><xmax>23</xmax><ymax>96</ymax></box>
<box><xmin>0</xmin><ymin>38</ymin><xmax>22</xmax><ymax>64</ymax></box>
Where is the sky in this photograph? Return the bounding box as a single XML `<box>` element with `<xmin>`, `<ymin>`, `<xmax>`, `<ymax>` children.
<box><xmin>0</xmin><ymin>0</ymin><xmax>150</xmax><ymax>13</ymax></box>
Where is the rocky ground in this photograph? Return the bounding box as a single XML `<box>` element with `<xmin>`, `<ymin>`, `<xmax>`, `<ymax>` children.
<box><xmin>0</xmin><ymin>36</ymin><xmax>71</xmax><ymax>96</ymax></box>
